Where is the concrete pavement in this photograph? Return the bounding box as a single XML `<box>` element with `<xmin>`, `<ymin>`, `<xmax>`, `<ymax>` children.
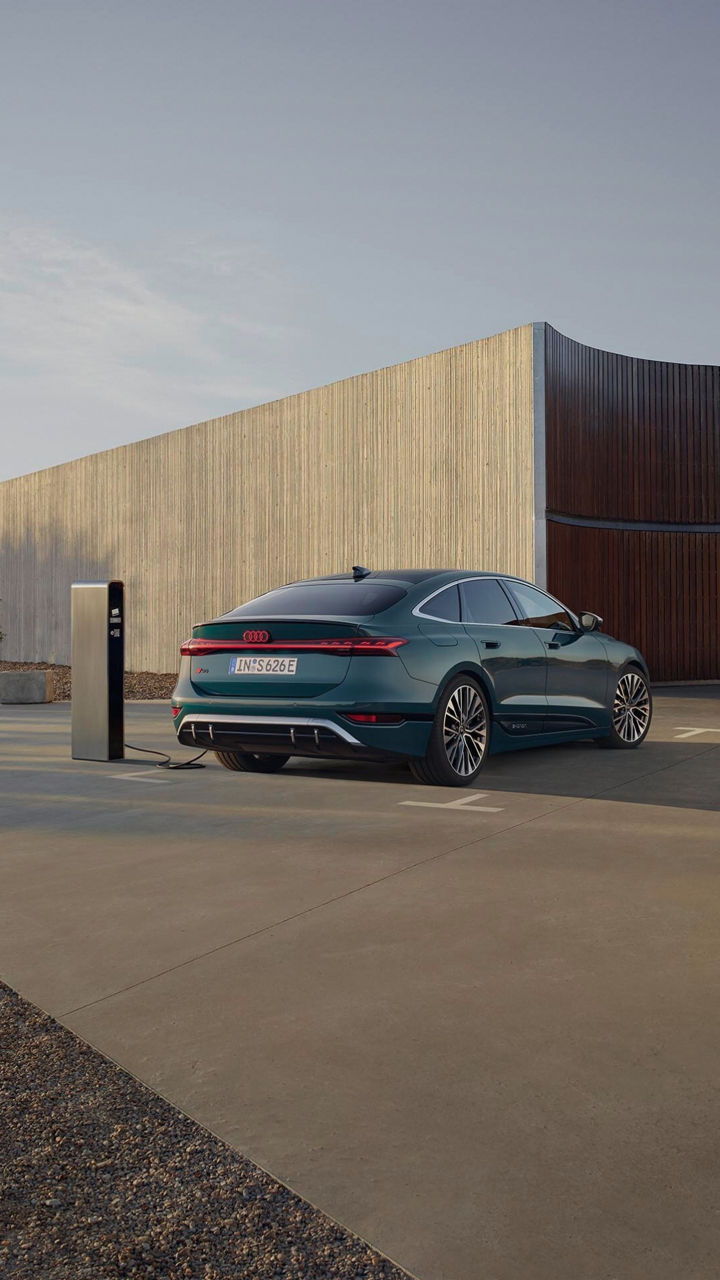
<box><xmin>1</xmin><ymin>692</ymin><xmax>719</xmax><ymax>1279</ymax></box>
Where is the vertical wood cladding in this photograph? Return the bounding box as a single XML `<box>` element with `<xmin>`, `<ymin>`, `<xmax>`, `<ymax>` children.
<box><xmin>545</xmin><ymin>327</ymin><xmax>720</xmax><ymax>523</ymax></box>
<box><xmin>547</xmin><ymin>523</ymin><xmax>720</xmax><ymax>682</ymax></box>
<box><xmin>0</xmin><ymin>326</ymin><xmax>534</xmax><ymax>671</ymax></box>
<box><xmin>544</xmin><ymin>327</ymin><xmax>720</xmax><ymax>681</ymax></box>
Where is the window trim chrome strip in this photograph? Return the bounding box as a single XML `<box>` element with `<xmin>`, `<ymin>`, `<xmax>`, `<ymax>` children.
<box><xmin>413</xmin><ymin>576</ymin><xmax>521</xmax><ymax>625</ymax></box>
<box><xmin>413</xmin><ymin>575</ymin><xmax>576</xmax><ymax>628</ymax></box>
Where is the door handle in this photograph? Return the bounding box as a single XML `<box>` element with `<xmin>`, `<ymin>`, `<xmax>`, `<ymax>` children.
<box><xmin>545</xmin><ymin>641</ymin><xmax>560</xmax><ymax>649</ymax></box>
<box><xmin>484</xmin><ymin>641</ymin><xmax>501</xmax><ymax>649</ymax></box>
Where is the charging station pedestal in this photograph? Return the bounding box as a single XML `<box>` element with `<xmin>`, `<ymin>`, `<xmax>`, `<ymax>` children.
<box><xmin>71</xmin><ymin>581</ymin><xmax>125</xmax><ymax>761</ymax></box>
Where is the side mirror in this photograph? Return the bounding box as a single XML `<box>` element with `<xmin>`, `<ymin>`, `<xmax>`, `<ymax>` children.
<box><xmin>578</xmin><ymin>611</ymin><xmax>603</xmax><ymax>632</ymax></box>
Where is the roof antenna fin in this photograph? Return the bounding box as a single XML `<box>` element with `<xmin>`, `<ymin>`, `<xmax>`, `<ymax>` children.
<box><xmin>352</xmin><ymin>565</ymin><xmax>371</xmax><ymax>580</ymax></box>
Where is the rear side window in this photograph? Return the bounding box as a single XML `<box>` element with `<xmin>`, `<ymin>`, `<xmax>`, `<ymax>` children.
<box><xmin>227</xmin><ymin>583</ymin><xmax>407</xmax><ymax>617</ymax></box>
<box><xmin>418</xmin><ymin>584</ymin><xmax>461</xmax><ymax>622</ymax></box>
<box><xmin>460</xmin><ymin>578</ymin><xmax>519</xmax><ymax>625</ymax></box>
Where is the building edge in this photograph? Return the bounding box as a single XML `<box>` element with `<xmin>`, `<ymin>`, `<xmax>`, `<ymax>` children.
<box><xmin>532</xmin><ymin>321</ymin><xmax>547</xmax><ymax>589</ymax></box>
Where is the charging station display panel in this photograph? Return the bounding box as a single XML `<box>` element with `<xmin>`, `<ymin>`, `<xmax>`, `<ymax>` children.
<box><xmin>71</xmin><ymin>581</ymin><xmax>125</xmax><ymax>761</ymax></box>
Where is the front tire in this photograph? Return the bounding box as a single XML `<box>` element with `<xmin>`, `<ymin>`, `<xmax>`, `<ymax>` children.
<box><xmin>409</xmin><ymin>676</ymin><xmax>490</xmax><ymax>786</ymax></box>
<box><xmin>599</xmin><ymin>668</ymin><xmax>652</xmax><ymax>749</ymax></box>
<box><xmin>215</xmin><ymin>750</ymin><xmax>290</xmax><ymax>773</ymax></box>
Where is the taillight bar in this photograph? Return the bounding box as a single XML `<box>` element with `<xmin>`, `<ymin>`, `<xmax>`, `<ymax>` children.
<box><xmin>180</xmin><ymin>637</ymin><xmax>408</xmax><ymax>657</ymax></box>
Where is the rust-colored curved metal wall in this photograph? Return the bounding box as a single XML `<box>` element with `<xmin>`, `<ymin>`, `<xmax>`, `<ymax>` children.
<box><xmin>544</xmin><ymin>326</ymin><xmax>720</xmax><ymax>681</ymax></box>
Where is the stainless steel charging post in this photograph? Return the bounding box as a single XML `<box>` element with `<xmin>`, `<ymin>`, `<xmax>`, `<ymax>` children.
<box><xmin>71</xmin><ymin>580</ymin><xmax>125</xmax><ymax>760</ymax></box>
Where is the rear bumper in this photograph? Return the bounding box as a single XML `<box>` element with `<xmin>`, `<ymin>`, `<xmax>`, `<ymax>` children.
<box><xmin>176</xmin><ymin>712</ymin><xmax>430</xmax><ymax>761</ymax></box>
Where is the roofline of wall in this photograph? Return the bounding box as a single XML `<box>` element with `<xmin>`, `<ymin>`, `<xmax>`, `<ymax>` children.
<box><xmin>0</xmin><ymin>323</ymin><xmax>536</xmax><ymax>488</ymax></box>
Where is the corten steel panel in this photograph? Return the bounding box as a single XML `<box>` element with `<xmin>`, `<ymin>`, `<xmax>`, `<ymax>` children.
<box><xmin>544</xmin><ymin>327</ymin><xmax>720</xmax><ymax>682</ymax></box>
<box><xmin>0</xmin><ymin>326</ymin><xmax>535</xmax><ymax>672</ymax></box>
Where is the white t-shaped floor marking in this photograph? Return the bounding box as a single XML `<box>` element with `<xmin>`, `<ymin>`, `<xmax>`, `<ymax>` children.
<box><xmin>400</xmin><ymin>791</ymin><xmax>504</xmax><ymax>811</ymax></box>
<box><xmin>674</xmin><ymin>727</ymin><xmax>720</xmax><ymax>739</ymax></box>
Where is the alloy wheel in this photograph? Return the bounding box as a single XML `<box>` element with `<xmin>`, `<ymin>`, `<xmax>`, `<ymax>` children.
<box><xmin>612</xmin><ymin>672</ymin><xmax>651</xmax><ymax>743</ymax></box>
<box><xmin>443</xmin><ymin>684</ymin><xmax>487</xmax><ymax>776</ymax></box>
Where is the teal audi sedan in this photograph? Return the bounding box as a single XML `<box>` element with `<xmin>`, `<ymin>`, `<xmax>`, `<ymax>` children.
<box><xmin>172</xmin><ymin>568</ymin><xmax>652</xmax><ymax>786</ymax></box>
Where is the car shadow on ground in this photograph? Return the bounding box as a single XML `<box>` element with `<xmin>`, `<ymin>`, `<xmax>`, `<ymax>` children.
<box><xmin>285</xmin><ymin>737</ymin><xmax>720</xmax><ymax>813</ymax></box>
<box><xmin>650</xmin><ymin>685</ymin><xmax>720</xmax><ymax>700</ymax></box>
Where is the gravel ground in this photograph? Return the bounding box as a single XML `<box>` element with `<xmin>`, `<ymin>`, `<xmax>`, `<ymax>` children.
<box><xmin>0</xmin><ymin>663</ymin><xmax>175</xmax><ymax>701</ymax></box>
<box><xmin>0</xmin><ymin>983</ymin><xmax>412</xmax><ymax>1280</ymax></box>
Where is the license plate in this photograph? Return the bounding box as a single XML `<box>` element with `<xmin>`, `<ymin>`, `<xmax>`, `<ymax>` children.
<box><xmin>229</xmin><ymin>656</ymin><xmax>298</xmax><ymax>675</ymax></box>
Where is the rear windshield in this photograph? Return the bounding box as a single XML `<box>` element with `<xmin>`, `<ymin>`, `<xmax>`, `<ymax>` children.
<box><xmin>226</xmin><ymin>583</ymin><xmax>407</xmax><ymax>617</ymax></box>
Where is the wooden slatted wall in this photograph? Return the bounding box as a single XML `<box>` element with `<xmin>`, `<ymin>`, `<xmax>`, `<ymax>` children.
<box><xmin>0</xmin><ymin>325</ymin><xmax>535</xmax><ymax>672</ymax></box>
<box><xmin>545</xmin><ymin>326</ymin><xmax>720</xmax><ymax>680</ymax></box>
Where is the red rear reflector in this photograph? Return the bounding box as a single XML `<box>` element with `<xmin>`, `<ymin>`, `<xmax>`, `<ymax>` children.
<box><xmin>171</xmin><ymin>707</ymin><xmax>181</xmax><ymax>718</ymax></box>
<box><xmin>180</xmin><ymin>637</ymin><xmax>408</xmax><ymax>657</ymax></box>
<box><xmin>344</xmin><ymin>713</ymin><xmax>405</xmax><ymax>724</ymax></box>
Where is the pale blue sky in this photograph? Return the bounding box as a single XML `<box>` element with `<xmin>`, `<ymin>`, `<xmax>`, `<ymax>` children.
<box><xmin>1</xmin><ymin>0</ymin><xmax>718</xmax><ymax>480</ymax></box>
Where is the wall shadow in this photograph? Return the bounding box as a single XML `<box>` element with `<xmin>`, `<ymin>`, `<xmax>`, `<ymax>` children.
<box><xmin>0</xmin><ymin>525</ymin><xmax>114</xmax><ymax>666</ymax></box>
<box><xmin>277</xmin><ymin>736</ymin><xmax>720</xmax><ymax>813</ymax></box>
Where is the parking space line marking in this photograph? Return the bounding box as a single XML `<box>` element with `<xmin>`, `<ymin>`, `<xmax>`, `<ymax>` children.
<box><xmin>674</xmin><ymin>726</ymin><xmax>720</xmax><ymax>739</ymax></box>
<box><xmin>399</xmin><ymin>791</ymin><xmax>504</xmax><ymax>812</ymax></box>
<box><xmin>109</xmin><ymin>770</ymin><xmax>170</xmax><ymax>781</ymax></box>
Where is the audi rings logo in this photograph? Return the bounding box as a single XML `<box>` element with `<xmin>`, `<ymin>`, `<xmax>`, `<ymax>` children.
<box><xmin>243</xmin><ymin>629</ymin><xmax>270</xmax><ymax>643</ymax></box>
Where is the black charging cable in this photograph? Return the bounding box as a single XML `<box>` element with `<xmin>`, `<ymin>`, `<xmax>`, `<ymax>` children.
<box><xmin>124</xmin><ymin>743</ymin><xmax>208</xmax><ymax>769</ymax></box>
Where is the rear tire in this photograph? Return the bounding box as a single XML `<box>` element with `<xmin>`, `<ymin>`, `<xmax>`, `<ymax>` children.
<box><xmin>409</xmin><ymin>676</ymin><xmax>490</xmax><ymax>786</ymax></box>
<box><xmin>599</xmin><ymin>667</ymin><xmax>652</xmax><ymax>749</ymax></box>
<box><xmin>215</xmin><ymin>750</ymin><xmax>290</xmax><ymax>773</ymax></box>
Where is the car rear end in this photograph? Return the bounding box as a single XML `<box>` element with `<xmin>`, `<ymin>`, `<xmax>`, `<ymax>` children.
<box><xmin>171</xmin><ymin>580</ymin><xmax>436</xmax><ymax>763</ymax></box>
